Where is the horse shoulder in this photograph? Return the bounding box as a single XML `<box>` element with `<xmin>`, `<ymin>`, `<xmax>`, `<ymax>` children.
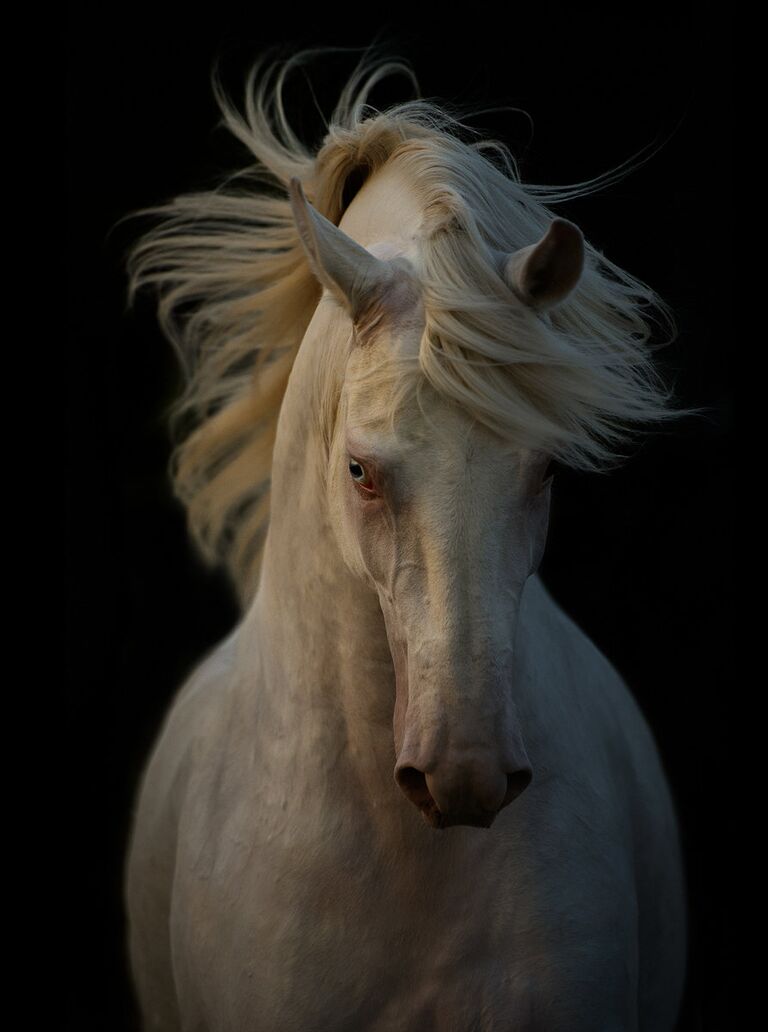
<box><xmin>124</xmin><ymin>628</ymin><xmax>241</xmax><ymax>1031</ymax></box>
<box><xmin>524</xmin><ymin>578</ymin><xmax>687</xmax><ymax>1029</ymax></box>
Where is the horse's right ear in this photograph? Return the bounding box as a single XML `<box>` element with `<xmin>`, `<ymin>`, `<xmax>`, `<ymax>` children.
<box><xmin>494</xmin><ymin>219</ymin><xmax>584</xmax><ymax>311</ymax></box>
<box><xmin>288</xmin><ymin>178</ymin><xmax>395</xmax><ymax>322</ymax></box>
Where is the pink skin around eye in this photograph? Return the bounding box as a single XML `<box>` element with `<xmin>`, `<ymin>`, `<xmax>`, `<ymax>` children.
<box><xmin>354</xmin><ymin>481</ymin><xmax>378</xmax><ymax>498</ymax></box>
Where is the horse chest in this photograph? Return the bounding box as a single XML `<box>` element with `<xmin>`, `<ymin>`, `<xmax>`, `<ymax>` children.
<box><xmin>174</xmin><ymin>843</ymin><xmax>529</xmax><ymax>1031</ymax></box>
<box><xmin>170</xmin><ymin>771</ymin><xmax>630</xmax><ymax>1032</ymax></box>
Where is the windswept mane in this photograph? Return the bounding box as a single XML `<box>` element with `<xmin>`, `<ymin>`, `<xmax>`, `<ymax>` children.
<box><xmin>123</xmin><ymin>47</ymin><xmax>680</xmax><ymax>607</ymax></box>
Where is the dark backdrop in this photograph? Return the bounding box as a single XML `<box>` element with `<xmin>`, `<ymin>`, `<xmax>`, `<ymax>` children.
<box><xmin>68</xmin><ymin>4</ymin><xmax>732</xmax><ymax>1028</ymax></box>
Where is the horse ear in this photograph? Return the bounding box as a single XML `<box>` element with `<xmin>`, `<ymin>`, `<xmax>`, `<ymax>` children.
<box><xmin>495</xmin><ymin>219</ymin><xmax>584</xmax><ymax>311</ymax></box>
<box><xmin>288</xmin><ymin>178</ymin><xmax>394</xmax><ymax>322</ymax></box>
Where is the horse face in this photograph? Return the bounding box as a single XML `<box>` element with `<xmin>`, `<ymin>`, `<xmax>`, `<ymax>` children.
<box><xmin>326</xmin><ymin>322</ymin><xmax>550</xmax><ymax>828</ymax></box>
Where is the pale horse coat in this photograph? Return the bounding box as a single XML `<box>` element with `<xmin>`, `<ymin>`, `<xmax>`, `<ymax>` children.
<box><xmin>125</xmin><ymin>159</ymin><xmax>688</xmax><ymax>1031</ymax></box>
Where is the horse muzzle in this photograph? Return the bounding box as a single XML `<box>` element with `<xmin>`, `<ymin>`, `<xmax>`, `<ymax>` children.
<box><xmin>394</xmin><ymin>748</ymin><xmax>532</xmax><ymax>830</ymax></box>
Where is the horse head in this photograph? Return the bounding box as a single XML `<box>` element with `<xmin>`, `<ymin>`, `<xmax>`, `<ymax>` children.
<box><xmin>289</xmin><ymin>178</ymin><xmax>584</xmax><ymax>829</ymax></box>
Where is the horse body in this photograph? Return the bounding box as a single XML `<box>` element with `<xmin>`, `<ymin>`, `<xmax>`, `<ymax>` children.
<box><xmin>127</xmin><ymin>577</ymin><xmax>685</xmax><ymax>1032</ymax></box>
<box><xmin>125</xmin><ymin>62</ymin><xmax>687</xmax><ymax>1031</ymax></box>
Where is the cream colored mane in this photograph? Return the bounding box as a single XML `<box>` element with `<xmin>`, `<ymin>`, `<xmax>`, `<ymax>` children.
<box><xmin>123</xmin><ymin>48</ymin><xmax>680</xmax><ymax>608</ymax></box>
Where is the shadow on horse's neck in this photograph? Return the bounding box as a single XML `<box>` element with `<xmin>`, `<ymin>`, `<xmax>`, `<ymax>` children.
<box><xmin>244</xmin><ymin>311</ymin><xmax>399</xmax><ymax>779</ymax></box>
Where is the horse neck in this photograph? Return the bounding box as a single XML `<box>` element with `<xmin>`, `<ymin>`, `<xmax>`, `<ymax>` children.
<box><xmin>243</xmin><ymin>303</ymin><xmax>400</xmax><ymax>799</ymax></box>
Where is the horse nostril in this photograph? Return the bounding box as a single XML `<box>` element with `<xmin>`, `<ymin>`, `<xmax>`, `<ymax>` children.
<box><xmin>396</xmin><ymin>762</ymin><xmax>532</xmax><ymax>826</ymax></box>
<box><xmin>395</xmin><ymin>766</ymin><xmax>434</xmax><ymax>808</ymax></box>
<box><xmin>502</xmin><ymin>768</ymin><xmax>533</xmax><ymax>808</ymax></box>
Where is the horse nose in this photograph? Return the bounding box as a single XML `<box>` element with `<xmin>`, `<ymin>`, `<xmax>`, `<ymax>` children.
<box><xmin>395</xmin><ymin>758</ymin><xmax>532</xmax><ymax>829</ymax></box>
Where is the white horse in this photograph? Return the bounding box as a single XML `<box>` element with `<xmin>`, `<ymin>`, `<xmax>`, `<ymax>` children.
<box><xmin>124</xmin><ymin>52</ymin><xmax>687</xmax><ymax>1031</ymax></box>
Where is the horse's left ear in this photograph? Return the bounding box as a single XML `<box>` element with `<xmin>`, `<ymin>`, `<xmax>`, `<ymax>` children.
<box><xmin>495</xmin><ymin>219</ymin><xmax>584</xmax><ymax>311</ymax></box>
<box><xmin>288</xmin><ymin>177</ymin><xmax>394</xmax><ymax>322</ymax></box>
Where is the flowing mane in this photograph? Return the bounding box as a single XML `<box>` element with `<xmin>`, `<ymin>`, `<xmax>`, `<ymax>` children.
<box><xmin>123</xmin><ymin>47</ymin><xmax>679</xmax><ymax>607</ymax></box>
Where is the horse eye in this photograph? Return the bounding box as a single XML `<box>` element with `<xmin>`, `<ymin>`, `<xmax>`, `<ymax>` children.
<box><xmin>348</xmin><ymin>460</ymin><xmax>367</xmax><ymax>482</ymax></box>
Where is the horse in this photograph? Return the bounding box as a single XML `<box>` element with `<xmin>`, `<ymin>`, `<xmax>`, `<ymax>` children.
<box><xmin>123</xmin><ymin>50</ymin><xmax>688</xmax><ymax>1031</ymax></box>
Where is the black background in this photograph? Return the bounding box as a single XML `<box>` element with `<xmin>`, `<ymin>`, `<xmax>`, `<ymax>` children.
<box><xmin>68</xmin><ymin>3</ymin><xmax>732</xmax><ymax>1028</ymax></box>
